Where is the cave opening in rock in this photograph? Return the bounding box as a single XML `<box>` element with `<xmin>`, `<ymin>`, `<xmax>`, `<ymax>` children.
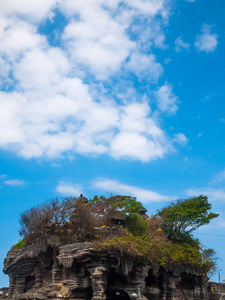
<box><xmin>145</xmin><ymin>269</ymin><xmax>157</xmax><ymax>287</ymax></box>
<box><xmin>107</xmin><ymin>270</ymin><xmax>128</xmax><ymax>287</ymax></box>
<box><xmin>177</xmin><ymin>274</ymin><xmax>195</xmax><ymax>290</ymax></box>
<box><xmin>106</xmin><ymin>270</ymin><xmax>130</xmax><ymax>300</ymax></box>
<box><xmin>145</xmin><ymin>269</ymin><xmax>164</xmax><ymax>288</ymax></box>
<box><xmin>71</xmin><ymin>287</ymin><xmax>93</xmax><ymax>300</ymax></box>
<box><xmin>144</xmin><ymin>270</ymin><xmax>164</xmax><ymax>300</ymax></box>
<box><xmin>24</xmin><ymin>275</ymin><xmax>35</xmax><ymax>293</ymax></box>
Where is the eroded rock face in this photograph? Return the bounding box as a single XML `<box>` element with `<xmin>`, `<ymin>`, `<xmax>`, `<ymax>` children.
<box><xmin>3</xmin><ymin>237</ymin><xmax>210</xmax><ymax>300</ymax></box>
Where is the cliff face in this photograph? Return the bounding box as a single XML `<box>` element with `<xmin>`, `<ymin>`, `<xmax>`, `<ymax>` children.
<box><xmin>3</xmin><ymin>237</ymin><xmax>210</xmax><ymax>300</ymax></box>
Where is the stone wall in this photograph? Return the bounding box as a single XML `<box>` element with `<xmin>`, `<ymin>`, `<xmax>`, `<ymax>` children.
<box><xmin>3</xmin><ymin>237</ymin><xmax>211</xmax><ymax>300</ymax></box>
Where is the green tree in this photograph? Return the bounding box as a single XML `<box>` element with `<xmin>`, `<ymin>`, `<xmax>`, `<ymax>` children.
<box><xmin>125</xmin><ymin>213</ymin><xmax>148</xmax><ymax>236</ymax></box>
<box><xmin>157</xmin><ymin>195</ymin><xmax>219</xmax><ymax>242</ymax></box>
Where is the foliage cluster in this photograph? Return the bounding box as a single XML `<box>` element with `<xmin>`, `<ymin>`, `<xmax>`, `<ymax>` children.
<box><xmin>19</xmin><ymin>195</ymin><xmax>143</xmax><ymax>244</ymax></box>
<box><xmin>13</xmin><ymin>239</ymin><xmax>26</xmax><ymax>250</ymax></box>
<box><xmin>157</xmin><ymin>195</ymin><xmax>219</xmax><ymax>242</ymax></box>
<box><xmin>18</xmin><ymin>194</ymin><xmax>219</xmax><ymax>275</ymax></box>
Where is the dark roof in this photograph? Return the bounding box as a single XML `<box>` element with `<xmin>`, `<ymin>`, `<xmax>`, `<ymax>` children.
<box><xmin>112</xmin><ymin>214</ymin><xmax>126</xmax><ymax>221</ymax></box>
<box><xmin>78</xmin><ymin>194</ymin><xmax>89</xmax><ymax>203</ymax></box>
<box><xmin>139</xmin><ymin>207</ymin><xmax>147</xmax><ymax>214</ymax></box>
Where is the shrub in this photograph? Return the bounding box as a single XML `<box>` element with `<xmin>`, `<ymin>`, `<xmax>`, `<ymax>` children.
<box><xmin>13</xmin><ymin>239</ymin><xmax>26</xmax><ymax>250</ymax></box>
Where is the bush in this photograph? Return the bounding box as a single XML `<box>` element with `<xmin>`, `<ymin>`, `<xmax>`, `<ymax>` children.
<box><xmin>125</xmin><ymin>213</ymin><xmax>148</xmax><ymax>236</ymax></box>
<box><xmin>13</xmin><ymin>239</ymin><xmax>26</xmax><ymax>250</ymax></box>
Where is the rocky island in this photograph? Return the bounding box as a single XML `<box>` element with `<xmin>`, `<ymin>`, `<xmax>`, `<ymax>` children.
<box><xmin>2</xmin><ymin>195</ymin><xmax>223</xmax><ymax>300</ymax></box>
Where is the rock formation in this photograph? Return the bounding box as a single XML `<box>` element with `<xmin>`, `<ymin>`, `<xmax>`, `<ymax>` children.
<box><xmin>3</xmin><ymin>235</ymin><xmax>214</xmax><ymax>300</ymax></box>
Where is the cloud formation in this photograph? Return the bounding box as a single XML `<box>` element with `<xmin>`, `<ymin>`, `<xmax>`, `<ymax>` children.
<box><xmin>4</xmin><ymin>179</ymin><xmax>27</xmax><ymax>186</ymax></box>
<box><xmin>195</xmin><ymin>24</ymin><xmax>218</xmax><ymax>53</ymax></box>
<box><xmin>173</xmin><ymin>133</ymin><xmax>188</xmax><ymax>146</ymax></box>
<box><xmin>56</xmin><ymin>181</ymin><xmax>82</xmax><ymax>196</ymax></box>
<box><xmin>93</xmin><ymin>178</ymin><xmax>170</xmax><ymax>203</ymax></box>
<box><xmin>0</xmin><ymin>0</ymin><xmax>185</xmax><ymax>162</ymax></box>
<box><xmin>155</xmin><ymin>83</ymin><xmax>178</xmax><ymax>114</ymax></box>
<box><xmin>175</xmin><ymin>36</ymin><xmax>190</xmax><ymax>52</ymax></box>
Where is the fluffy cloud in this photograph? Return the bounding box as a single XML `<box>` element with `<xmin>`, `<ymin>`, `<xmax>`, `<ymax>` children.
<box><xmin>155</xmin><ymin>83</ymin><xmax>178</xmax><ymax>114</ymax></box>
<box><xmin>56</xmin><ymin>181</ymin><xmax>82</xmax><ymax>196</ymax></box>
<box><xmin>0</xmin><ymin>0</ymin><xmax>59</xmax><ymax>22</ymax></box>
<box><xmin>173</xmin><ymin>133</ymin><xmax>188</xmax><ymax>146</ymax></box>
<box><xmin>124</xmin><ymin>0</ymin><xmax>167</xmax><ymax>16</ymax></box>
<box><xmin>59</xmin><ymin>0</ymin><xmax>168</xmax><ymax>79</ymax></box>
<box><xmin>175</xmin><ymin>36</ymin><xmax>190</xmax><ymax>52</ymax></box>
<box><xmin>136</xmin><ymin>20</ymin><xmax>166</xmax><ymax>49</ymax></box>
<box><xmin>93</xmin><ymin>178</ymin><xmax>170</xmax><ymax>203</ymax></box>
<box><xmin>0</xmin><ymin>84</ymin><xmax>171</xmax><ymax>161</ymax></box>
<box><xmin>62</xmin><ymin>13</ymin><xmax>134</xmax><ymax>79</ymax></box>
<box><xmin>0</xmin><ymin>0</ymin><xmax>185</xmax><ymax>162</ymax></box>
<box><xmin>126</xmin><ymin>52</ymin><xmax>163</xmax><ymax>81</ymax></box>
<box><xmin>0</xmin><ymin>18</ymin><xmax>46</xmax><ymax>61</ymax></box>
<box><xmin>195</xmin><ymin>24</ymin><xmax>218</xmax><ymax>53</ymax></box>
<box><xmin>110</xmin><ymin>101</ymin><xmax>170</xmax><ymax>161</ymax></box>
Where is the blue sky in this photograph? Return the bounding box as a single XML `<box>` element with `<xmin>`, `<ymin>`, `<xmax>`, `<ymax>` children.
<box><xmin>1</xmin><ymin>0</ymin><xmax>225</xmax><ymax>286</ymax></box>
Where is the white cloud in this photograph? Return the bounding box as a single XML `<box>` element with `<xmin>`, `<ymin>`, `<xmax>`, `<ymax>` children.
<box><xmin>14</xmin><ymin>48</ymin><xmax>70</xmax><ymax>90</ymax></box>
<box><xmin>0</xmin><ymin>0</ymin><xmax>58</xmax><ymax>23</ymax></box>
<box><xmin>0</xmin><ymin>0</ymin><xmax>183</xmax><ymax>162</ymax></box>
<box><xmin>0</xmin><ymin>18</ymin><xmax>46</xmax><ymax>61</ymax></box>
<box><xmin>59</xmin><ymin>0</ymin><xmax>170</xmax><ymax>79</ymax></box>
<box><xmin>4</xmin><ymin>179</ymin><xmax>26</xmax><ymax>186</ymax></box>
<box><xmin>195</xmin><ymin>24</ymin><xmax>218</xmax><ymax>53</ymax></box>
<box><xmin>124</xmin><ymin>0</ymin><xmax>166</xmax><ymax>16</ymax></box>
<box><xmin>135</xmin><ymin>20</ymin><xmax>166</xmax><ymax>49</ymax></box>
<box><xmin>60</xmin><ymin>0</ymin><xmax>167</xmax><ymax>19</ymax></box>
<box><xmin>110</xmin><ymin>132</ymin><xmax>166</xmax><ymax>162</ymax></box>
<box><xmin>173</xmin><ymin>133</ymin><xmax>188</xmax><ymax>145</ymax></box>
<box><xmin>61</xmin><ymin>2</ymin><xmax>135</xmax><ymax>79</ymax></box>
<box><xmin>126</xmin><ymin>52</ymin><xmax>163</xmax><ymax>81</ymax></box>
<box><xmin>155</xmin><ymin>83</ymin><xmax>178</xmax><ymax>114</ymax></box>
<box><xmin>186</xmin><ymin>188</ymin><xmax>225</xmax><ymax>202</ymax></box>
<box><xmin>175</xmin><ymin>36</ymin><xmax>190</xmax><ymax>52</ymax></box>
<box><xmin>110</xmin><ymin>101</ymin><xmax>171</xmax><ymax>161</ymax></box>
<box><xmin>0</xmin><ymin>85</ymin><xmax>174</xmax><ymax>161</ymax></box>
<box><xmin>56</xmin><ymin>181</ymin><xmax>82</xmax><ymax>196</ymax></box>
<box><xmin>93</xmin><ymin>178</ymin><xmax>170</xmax><ymax>203</ymax></box>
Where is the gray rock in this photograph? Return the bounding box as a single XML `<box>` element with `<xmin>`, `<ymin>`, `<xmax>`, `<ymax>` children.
<box><xmin>2</xmin><ymin>237</ymin><xmax>220</xmax><ymax>300</ymax></box>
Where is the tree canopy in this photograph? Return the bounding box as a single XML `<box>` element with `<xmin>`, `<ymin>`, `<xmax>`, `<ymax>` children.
<box><xmin>16</xmin><ymin>194</ymin><xmax>219</xmax><ymax>275</ymax></box>
<box><xmin>19</xmin><ymin>195</ymin><xmax>145</xmax><ymax>244</ymax></box>
<box><xmin>157</xmin><ymin>195</ymin><xmax>219</xmax><ymax>242</ymax></box>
